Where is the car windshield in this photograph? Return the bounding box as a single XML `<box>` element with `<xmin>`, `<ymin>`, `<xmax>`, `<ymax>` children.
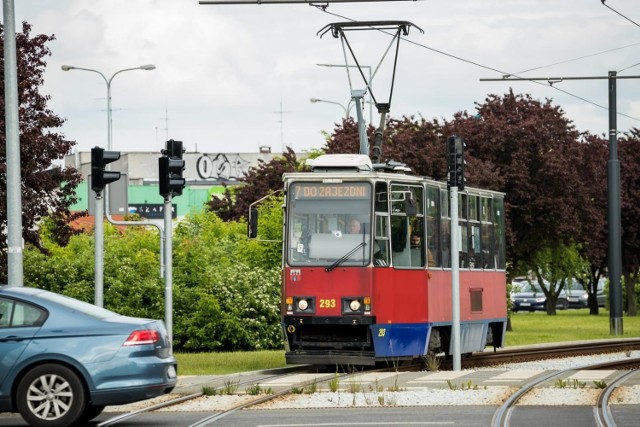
<box><xmin>567</xmin><ymin>280</ymin><xmax>586</xmax><ymax>291</ymax></box>
<box><xmin>520</xmin><ymin>283</ymin><xmax>543</xmax><ymax>293</ymax></box>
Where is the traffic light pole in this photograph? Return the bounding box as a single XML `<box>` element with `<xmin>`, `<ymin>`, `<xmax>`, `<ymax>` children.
<box><xmin>94</xmin><ymin>192</ymin><xmax>104</xmax><ymax>307</ymax></box>
<box><xmin>450</xmin><ymin>186</ymin><xmax>461</xmax><ymax>371</ymax></box>
<box><xmin>164</xmin><ymin>195</ymin><xmax>173</xmax><ymax>348</ymax></box>
<box><xmin>447</xmin><ymin>135</ymin><xmax>464</xmax><ymax>371</ymax></box>
<box><xmin>158</xmin><ymin>140</ymin><xmax>185</xmax><ymax>349</ymax></box>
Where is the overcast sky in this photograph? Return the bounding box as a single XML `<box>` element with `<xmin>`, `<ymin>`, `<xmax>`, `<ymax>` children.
<box><xmin>12</xmin><ymin>0</ymin><xmax>640</xmax><ymax>155</ymax></box>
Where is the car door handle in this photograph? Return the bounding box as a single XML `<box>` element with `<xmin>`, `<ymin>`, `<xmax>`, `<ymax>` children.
<box><xmin>0</xmin><ymin>335</ymin><xmax>25</xmax><ymax>342</ymax></box>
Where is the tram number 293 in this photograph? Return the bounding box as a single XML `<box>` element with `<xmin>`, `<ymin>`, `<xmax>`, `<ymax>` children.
<box><xmin>319</xmin><ymin>299</ymin><xmax>336</xmax><ymax>308</ymax></box>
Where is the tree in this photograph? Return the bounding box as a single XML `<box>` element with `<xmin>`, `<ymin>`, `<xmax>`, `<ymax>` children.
<box><xmin>0</xmin><ymin>22</ymin><xmax>82</xmax><ymax>282</ymax></box>
<box><xmin>448</xmin><ymin>90</ymin><xmax>583</xmax><ymax>277</ymax></box>
<box><xmin>327</xmin><ymin>91</ymin><xmax>584</xmax><ymax>284</ymax></box>
<box><xmin>531</xmin><ymin>245</ymin><xmax>585</xmax><ymax>315</ymax></box>
<box><xmin>325</xmin><ymin>116</ymin><xmax>449</xmax><ymax>180</ymax></box>
<box><xmin>574</xmin><ymin>134</ymin><xmax>609</xmax><ymax>314</ymax></box>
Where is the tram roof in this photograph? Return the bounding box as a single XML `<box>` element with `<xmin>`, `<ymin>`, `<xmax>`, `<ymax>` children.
<box><xmin>282</xmin><ymin>170</ymin><xmax>504</xmax><ymax>197</ymax></box>
<box><xmin>283</xmin><ymin>154</ymin><xmax>504</xmax><ymax>197</ymax></box>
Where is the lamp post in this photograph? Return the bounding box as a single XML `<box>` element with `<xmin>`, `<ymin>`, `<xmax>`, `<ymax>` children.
<box><xmin>61</xmin><ymin>64</ymin><xmax>155</xmax><ymax>307</ymax></box>
<box><xmin>317</xmin><ymin>63</ymin><xmax>373</xmax><ymax>125</ymax></box>
<box><xmin>61</xmin><ymin>64</ymin><xmax>156</xmax><ymax>151</ymax></box>
<box><xmin>310</xmin><ymin>97</ymin><xmax>354</xmax><ymax>119</ymax></box>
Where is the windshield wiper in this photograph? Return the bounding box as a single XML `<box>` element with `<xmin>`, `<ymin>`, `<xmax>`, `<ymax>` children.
<box><xmin>325</xmin><ymin>242</ymin><xmax>367</xmax><ymax>272</ymax></box>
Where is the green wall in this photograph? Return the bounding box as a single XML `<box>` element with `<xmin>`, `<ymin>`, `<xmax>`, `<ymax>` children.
<box><xmin>70</xmin><ymin>181</ymin><xmax>227</xmax><ymax>217</ymax></box>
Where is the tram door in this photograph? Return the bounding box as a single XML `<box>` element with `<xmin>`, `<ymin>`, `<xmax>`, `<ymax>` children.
<box><xmin>373</xmin><ymin>182</ymin><xmax>428</xmax><ymax>323</ymax></box>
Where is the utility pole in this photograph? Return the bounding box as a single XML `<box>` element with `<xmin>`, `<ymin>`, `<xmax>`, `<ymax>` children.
<box><xmin>607</xmin><ymin>71</ymin><xmax>623</xmax><ymax>336</ymax></box>
<box><xmin>479</xmin><ymin>73</ymin><xmax>640</xmax><ymax>335</ymax></box>
<box><xmin>4</xmin><ymin>0</ymin><xmax>24</xmax><ymax>286</ymax></box>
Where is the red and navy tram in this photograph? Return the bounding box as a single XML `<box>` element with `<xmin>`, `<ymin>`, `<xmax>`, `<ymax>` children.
<box><xmin>280</xmin><ymin>153</ymin><xmax>507</xmax><ymax>366</ymax></box>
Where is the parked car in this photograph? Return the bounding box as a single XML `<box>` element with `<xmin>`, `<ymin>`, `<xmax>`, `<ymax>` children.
<box><xmin>511</xmin><ymin>281</ymin><xmax>568</xmax><ymax>312</ymax></box>
<box><xmin>0</xmin><ymin>285</ymin><xmax>177</xmax><ymax>427</ymax></box>
<box><xmin>565</xmin><ymin>278</ymin><xmax>607</xmax><ymax>308</ymax></box>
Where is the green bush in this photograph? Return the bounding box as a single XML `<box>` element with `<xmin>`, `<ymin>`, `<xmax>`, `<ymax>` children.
<box><xmin>23</xmin><ymin>202</ymin><xmax>284</xmax><ymax>352</ymax></box>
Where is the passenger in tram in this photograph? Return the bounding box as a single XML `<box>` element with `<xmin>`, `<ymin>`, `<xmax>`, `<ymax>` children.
<box><xmin>410</xmin><ymin>233</ymin><xmax>423</xmax><ymax>267</ymax></box>
<box><xmin>348</xmin><ymin>218</ymin><xmax>362</xmax><ymax>234</ymax></box>
<box><xmin>410</xmin><ymin>233</ymin><xmax>436</xmax><ymax>268</ymax></box>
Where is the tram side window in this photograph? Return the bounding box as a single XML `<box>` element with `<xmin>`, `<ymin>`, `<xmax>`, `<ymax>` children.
<box><xmin>440</xmin><ymin>190</ymin><xmax>451</xmax><ymax>268</ymax></box>
<box><xmin>459</xmin><ymin>217</ymin><xmax>469</xmax><ymax>268</ymax></box>
<box><xmin>480</xmin><ymin>197</ymin><xmax>495</xmax><ymax>269</ymax></box>
<box><xmin>468</xmin><ymin>195</ymin><xmax>480</xmax><ymax>269</ymax></box>
<box><xmin>458</xmin><ymin>194</ymin><xmax>472</xmax><ymax>269</ymax></box>
<box><xmin>410</xmin><ymin>218</ymin><xmax>426</xmax><ymax>267</ymax></box>
<box><xmin>374</xmin><ymin>214</ymin><xmax>390</xmax><ymax>266</ymax></box>
<box><xmin>373</xmin><ymin>182</ymin><xmax>390</xmax><ymax>266</ymax></box>
<box><xmin>493</xmin><ymin>197</ymin><xmax>506</xmax><ymax>270</ymax></box>
<box><xmin>426</xmin><ymin>186</ymin><xmax>440</xmax><ymax>268</ymax></box>
<box><xmin>390</xmin><ymin>185</ymin><xmax>424</xmax><ymax>268</ymax></box>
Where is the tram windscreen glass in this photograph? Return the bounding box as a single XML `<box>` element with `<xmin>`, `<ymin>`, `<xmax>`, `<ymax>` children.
<box><xmin>288</xmin><ymin>182</ymin><xmax>373</xmax><ymax>267</ymax></box>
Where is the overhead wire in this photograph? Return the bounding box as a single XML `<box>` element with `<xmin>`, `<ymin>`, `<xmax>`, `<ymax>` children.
<box><xmin>600</xmin><ymin>1</ymin><xmax>640</xmax><ymax>73</ymax></box>
<box><xmin>618</xmin><ymin>61</ymin><xmax>640</xmax><ymax>73</ymax></box>
<box><xmin>601</xmin><ymin>0</ymin><xmax>640</xmax><ymax>29</ymax></box>
<box><xmin>314</xmin><ymin>4</ymin><xmax>640</xmax><ymax>124</ymax></box>
<box><xmin>515</xmin><ymin>42</ymin><xmax>640</xmax><ymax>75</ymax></box>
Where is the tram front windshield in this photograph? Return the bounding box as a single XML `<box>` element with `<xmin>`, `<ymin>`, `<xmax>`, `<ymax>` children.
<box><xmin>287</xmin><ymin>182</ymin><xmax>372</xmax><ymax>267</ymax></box>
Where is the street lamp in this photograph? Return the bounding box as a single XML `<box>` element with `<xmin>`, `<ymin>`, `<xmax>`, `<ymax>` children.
<box><xmin>310</xmin><ymin>97</ymin><xmax>354</xmax><ymax>119</ymax></box>
<box><xmin>61</xmin><ymin>63</ymin><xmax>155</xmax><ymax>308</ymax></box>
<box><xmin>61</xmin><ymin>64</ymin><xmax>156</xmax><ymax>151</ymax></box>
<box><xmin>317</xmin><ymin>63</ymin><xmax>373</xmax><ymax>125</ymax></box>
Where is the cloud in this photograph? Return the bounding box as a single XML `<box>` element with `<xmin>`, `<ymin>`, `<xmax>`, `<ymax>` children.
<box><xmin>13</xmin><ymin>0</ymin><xmax>640</xmax><ymax>154</ymax></box>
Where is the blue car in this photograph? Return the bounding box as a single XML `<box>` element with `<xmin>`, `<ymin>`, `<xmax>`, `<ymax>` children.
<box><xmin>0</xmin><ymin>286</ymin><xmax>177</xmax><ymax>427</ymax></box>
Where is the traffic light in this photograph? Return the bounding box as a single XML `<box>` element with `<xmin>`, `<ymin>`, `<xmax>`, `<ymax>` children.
<box><xmin>159</xmin><ymin>139</ymin><xmax>185</xmax><ymax>199</ymax></box>
<box><xmin>164</xmin><ymin>139</ymin><xmax>184</xmax><ymax>159</ymax></box>
<box><xmin>448</xmin><ymin>136</ymin><xmax>465</xmax><ymax>190</ymax></box>
<box><xmin>91</xmin><ymin>146</ymin><xmax>121</xmax><ymax>194</ymax></box>
<box><xmin>159</xmin><ymin>141</ymin><xmax>185</xmax><ymax>199</ymax></box>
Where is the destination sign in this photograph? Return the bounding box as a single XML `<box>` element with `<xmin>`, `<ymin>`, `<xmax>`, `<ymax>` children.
<box><xmin>292</xmin><ymin>183</ymin><xmax>371</xmax><ymax>199</ymax></box>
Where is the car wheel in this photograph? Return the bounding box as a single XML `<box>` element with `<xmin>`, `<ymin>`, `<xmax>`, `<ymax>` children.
<box><xmin>16</xmin><ymin>363</ymin><xmax>86</xmax><ymax>427</ymax></box>
<box><xmin>561</xmin><ymin>300</ymin><xmax>569</xmax><ymax>310</ymax></box>
<box><xmin>79</xmin><ymin>404</ymin><xmax>106</xmax><ymax>422</ymax></box>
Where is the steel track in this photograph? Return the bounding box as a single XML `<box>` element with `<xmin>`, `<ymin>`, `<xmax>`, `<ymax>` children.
<box><xmin>491</xmin><ymin>357</ymin><xmax>640</xmax><ymax>427</ymax></box>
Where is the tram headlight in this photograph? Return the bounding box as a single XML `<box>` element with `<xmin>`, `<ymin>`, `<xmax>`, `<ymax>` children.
<box><xmin>342</xmin><ymin>297</ymin><xmax>366</xmax><ymax>314</ymax></box>
<box><xmin>293</xmin><ymin>297</ymin><xmax>315</xmax><ymax>313</ymax></box>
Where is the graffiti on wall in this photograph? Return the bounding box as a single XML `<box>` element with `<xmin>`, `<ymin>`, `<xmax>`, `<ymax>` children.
<box><xmin>196</xmin><ymin>153</ymin><xmax>252</xmax><ymax>181</ymax></box>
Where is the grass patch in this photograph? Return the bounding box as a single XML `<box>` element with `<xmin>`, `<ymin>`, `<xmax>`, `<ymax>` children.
<box><xmin>507</xmin><ymin>309</ymin><xmax>640</xmax><ymax>346</ymax></box>
<box><xmin>175</xmin><ymin>350</ymin><xmax>285</xmax><ymax>376</ymax></box>
<box><xmin>175</xmin><ymin>310</ymin><xmax>640</xmax><ymax>375</ymax></box>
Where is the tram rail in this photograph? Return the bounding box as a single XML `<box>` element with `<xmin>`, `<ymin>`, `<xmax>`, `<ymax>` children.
<box><xmin>95</xmin><ymin>340</ymin><xmax>640</xmax><ymax>426</ymax></box>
